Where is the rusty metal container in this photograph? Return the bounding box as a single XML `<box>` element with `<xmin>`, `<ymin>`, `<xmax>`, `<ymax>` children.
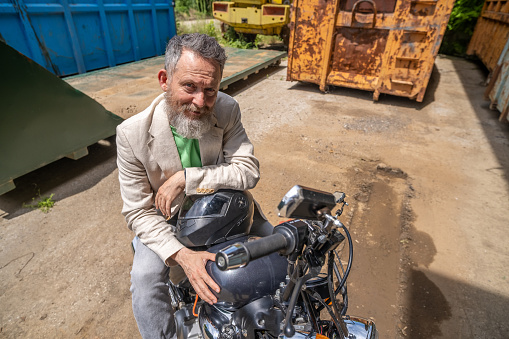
<box><xmin>467</xmin><ymin>0</ymin><xmax>509</xmax><ymax>73</ymax></box>
<box><xmin>286</xmin><ymin>0</ymin><xmax>454</xmax><ymax>102</ymax></box>
<box><xmin>467</xmin><ymin>0</ymin><xmax>509</xmax><ymax>122</ymax></box>
<box><xmin>484</xmin><ymin>38</ymin><xmax>509</xmax><ymax>122</ymax></box>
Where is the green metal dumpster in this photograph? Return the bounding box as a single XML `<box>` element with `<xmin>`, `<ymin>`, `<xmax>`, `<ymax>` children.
<box><xmin>0</xmin><ymin>42</ymin><xmax>123</xmax><ymax>195</ymax></box>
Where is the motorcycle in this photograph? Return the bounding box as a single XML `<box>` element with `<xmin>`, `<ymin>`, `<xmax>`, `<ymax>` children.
<box><xmin>168</xmin><ymin>185</ymin><xmax>378</xmax><ymax>339</ymax></box>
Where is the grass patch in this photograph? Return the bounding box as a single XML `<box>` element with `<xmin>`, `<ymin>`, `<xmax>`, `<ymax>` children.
<box><xmin>177</xmin><ymin>20</ymin><xmax>259</xmax><ymax>49</ymax></box>
<box><xmin>175</xmin><ymin>9</ymin><xmax>209</xmax><ymax>23</ymax></box>
<box><xmin>176</xmin><ymin>18</ymin><xmax>285</xmax><ymax>50</ymax></box>
<box><xmin>255</xmin><ymin>34</ymin><xmax>283</xmax><ymax>48</ymax></box>
<box><xmin>23</xmin><ymin>189</ymin><xmax>55</xmax><ymax>213</ymax></box>
<box><xmin>177</xmin><ymin>19</ymin><xmax>218</xmax><ymax>36</ymax></box>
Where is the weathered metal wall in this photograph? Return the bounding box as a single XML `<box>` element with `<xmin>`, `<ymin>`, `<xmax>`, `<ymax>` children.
<box><xmin>467</xmin><ymin>0</ymin><xmax>509</xmax><ymax>122</ymax></box>
<box><xmin>484</xmin><ymin>38</ymin><xmax>509</xmax><ymax>122</ymax></box>
<box><xmin>467</xmin><ymin>0</ymin><xmax>509</xmax><ymax>73</ymax></box>
<box><xmin>286</xmin><ymin>0</ymin><xmax>454</xmax><ymax>102</ymax></box>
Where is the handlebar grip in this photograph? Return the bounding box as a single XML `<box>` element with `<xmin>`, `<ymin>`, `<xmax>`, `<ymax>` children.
<box><xmin>244</xmin><ymin>233</ymin><xmax>288</xmax><ymax>261</ymax></box>
<box><xmin>216</xmin><ymin>233</ymin><xmax>288</xmax><ymax>271</ymax></box>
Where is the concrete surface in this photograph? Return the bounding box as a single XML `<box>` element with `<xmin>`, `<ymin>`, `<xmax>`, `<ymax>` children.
<box><xmin>1</xmin><ymin>55</ymin><xmax>508</xmax><ymax>338</ymax></box>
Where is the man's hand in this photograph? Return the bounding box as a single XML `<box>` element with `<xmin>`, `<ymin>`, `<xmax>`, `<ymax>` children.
<box><xmin>155</xmin><ymin>170</ymin><xmax>185</xmax><ymax>217</ymax></box>
<box><xmin>171</xmin><ymin>248</ymin><xmax>220</xmax><ymax>304</ymax></box>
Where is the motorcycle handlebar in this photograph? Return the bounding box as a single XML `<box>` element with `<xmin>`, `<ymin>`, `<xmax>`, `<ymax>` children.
<box><xmin>215</xmin><ymin>233</ymin><xmax>288</xmax><ymax>271</ymax></box>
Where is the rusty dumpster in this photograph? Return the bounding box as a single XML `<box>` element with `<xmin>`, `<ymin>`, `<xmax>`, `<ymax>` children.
<box><xmin>286</xmin><ymin>0</ymin><xmax>454</xmax><ymax>102</ymax></box>
<box><xmin>467</xmin><ymin>0</ymin><xmax>509</xmax><ymax>73</ymax></box>
<box><xmin>484</xmin><ymin>38</ymin><xmax>509</xmax><ymax>122</ymax></box>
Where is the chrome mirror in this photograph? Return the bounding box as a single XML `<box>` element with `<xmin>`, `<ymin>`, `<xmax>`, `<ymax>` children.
<box><xmin>277</xmin><ymin>185</ymin><xmax>340</xmax><ymax>219</ymax></box>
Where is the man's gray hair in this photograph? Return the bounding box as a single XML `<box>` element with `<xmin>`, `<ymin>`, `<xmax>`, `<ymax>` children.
<box><xmin>165</xmin><ymin>33</ymin><xmax>227</xmax><ymax>81</ymax></box>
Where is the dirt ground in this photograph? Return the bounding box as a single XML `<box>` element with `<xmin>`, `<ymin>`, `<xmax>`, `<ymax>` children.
<box><xmin>1</xmin><ymin>55</ymin><xmax>508</xmax><ymax>338</ymax></box>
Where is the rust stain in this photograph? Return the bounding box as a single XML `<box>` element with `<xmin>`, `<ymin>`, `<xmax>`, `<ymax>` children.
<box><xmin>331</xmin><ymin>27</ymin><xmax>388</xmax><ymax>76</ymax></box>
<box><xmin>410</xmin><ymin>3</ymin><xmax>436</xmax><ymax>17</ymax></box>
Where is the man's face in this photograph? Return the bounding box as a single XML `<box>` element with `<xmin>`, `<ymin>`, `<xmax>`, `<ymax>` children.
<box><xmin>168</xmin><ymin>50</ymin><xmax>221</xmax><ymax>119</ymax></box>
<box><xmin>162</xmin><ymin>49</ymin><xmax>221</xmax><ymax>139</ymax></box>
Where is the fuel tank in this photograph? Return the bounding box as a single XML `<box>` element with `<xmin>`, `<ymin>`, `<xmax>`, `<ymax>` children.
<box><xmin>206</xmin><ymin>236</ymin><xmax>288</xmax><ymax>310</ymax></box>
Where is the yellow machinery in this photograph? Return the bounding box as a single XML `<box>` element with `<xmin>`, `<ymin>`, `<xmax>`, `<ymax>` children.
<box><xmin>212</xmin><ymin>0</ymin><xmax>291</xmax><ymax>41</ymax></box>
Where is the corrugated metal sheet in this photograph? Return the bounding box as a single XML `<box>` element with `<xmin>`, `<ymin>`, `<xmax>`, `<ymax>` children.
<box><xmin>0</xmin><ymin>0</ymin><xmax>177</xmax><ymax>77</ymax></box>
<box><xmin>286</xmin><ymin>0</ymin><xmax>454</xmax><ymax>102</ymax></box>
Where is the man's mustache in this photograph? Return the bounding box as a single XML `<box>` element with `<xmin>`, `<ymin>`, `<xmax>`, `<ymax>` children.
<box><xmin>181</xmin><ymin>103</ymin><xmax>213</xmax><ymax>116</ymax></box>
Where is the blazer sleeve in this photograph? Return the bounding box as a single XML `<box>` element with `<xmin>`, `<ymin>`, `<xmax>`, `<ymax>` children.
<box><xmin>116</xmin><ymin>125</ymin><xmax>185</xmax><ymax>264</ymax></box>
<box><xmin>184</xmin><ymin>99</ymin><xmax>260</xmax><ymax>194</ymax></box>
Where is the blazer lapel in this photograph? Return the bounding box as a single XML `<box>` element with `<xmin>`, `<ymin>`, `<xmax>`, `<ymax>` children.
<box><xmin>199</xmin><ymin>113</ymin><xmax>222</xmax><ymax>166</ymax></box>
<box><xmin>148</xmin><ymin>101</ymin><xmax>183</xmax><ymax>178</ymax></box>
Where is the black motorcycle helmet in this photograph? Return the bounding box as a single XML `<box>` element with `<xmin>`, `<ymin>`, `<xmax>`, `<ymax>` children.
<box><xmin>176</xmin><ymin>190</ymin><xmax>255</xmax><ymax>248</ymax></box>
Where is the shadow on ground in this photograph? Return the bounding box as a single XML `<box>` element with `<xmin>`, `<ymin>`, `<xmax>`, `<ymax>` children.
<box><xmin>286</xmin><ymin>65</ymin><xmax>441</xmax><ymax>110</ymax></box>
<box><xmin>451</xmin><ymin>56</ymin><xmax>509</xmax><ymax>186</ymax></box>
<box><xmin>404</xmin><ymin>269</ymin><xmax>509</xmax><ymax>338</ymax></box>
<box><xmin>0</xmin><ymin>135</ymin><xmax>118</xmax><ymax>219</ymax></box>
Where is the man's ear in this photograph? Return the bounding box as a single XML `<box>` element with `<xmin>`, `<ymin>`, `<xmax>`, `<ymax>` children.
<box><xmin>158</xmin><ymin>69</ymin><xmax>169</xmax><ymax>91</ymax></box>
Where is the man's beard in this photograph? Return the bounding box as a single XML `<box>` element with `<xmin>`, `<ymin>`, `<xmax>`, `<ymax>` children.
<box><xmin>164</xmin><ymin>91</ymin><xmax>214</xmax><ymax>139</ymax></box>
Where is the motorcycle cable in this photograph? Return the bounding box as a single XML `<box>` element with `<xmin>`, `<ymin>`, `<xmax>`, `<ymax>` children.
<box><xmin>300</xmin><ymin>287</ymin><xmax>320</xmax><ymax>332</ymax></box>
<box><xmin>328</xmin><ymin>251</ymin><xmax>350</xmax><ymax>337</ymax></box>
<box><xmin>315</xmin><ymin>218</ymin><xmax>353</xmax><ymax>315</ymax></box>
<box><xmin>304</xmin><ymin>289</ymin><xmax>347</xmax><ymax>339</ymax></box>
<box><xmin>332</xmin><ymin>251</ymin><xmax>349</xmax><ymax>316</ymax></box>
<box><xmin>192</xmin><ymin>294</ymin><xmax>200</xmax><ymax>317</ymax></box>
<box><xmin>331</xmin><ymin>219</ymin><xmax>354</xmax><ymax>296</ymax></box>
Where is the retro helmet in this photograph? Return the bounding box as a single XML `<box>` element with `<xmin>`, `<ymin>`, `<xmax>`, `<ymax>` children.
<box><xmin>176</xmin><ymin>190</ymin><xmax>255</xmax><ymax>248</ymax></box>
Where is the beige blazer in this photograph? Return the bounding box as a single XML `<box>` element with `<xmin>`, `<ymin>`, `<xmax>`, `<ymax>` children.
<box><xmin>116</xmin><ymin>92</ymin><xmax>261</xmax><ymax>264</ymax></box>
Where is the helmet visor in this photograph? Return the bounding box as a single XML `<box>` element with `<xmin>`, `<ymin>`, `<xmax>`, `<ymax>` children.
<box><xmin>180</xmin><ymin>194</ymin><xmax>231</xmax><ymax>219</ymax></box>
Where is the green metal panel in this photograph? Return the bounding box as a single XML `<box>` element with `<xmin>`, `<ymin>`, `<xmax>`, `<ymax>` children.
<box><xmin>0</xmin><ymin>42</ymin><xmax>123</xmax><ymax>195</ymax></box>
<box><xmin>220</xmin><ymin>47</ymin><xmax>287</xmax><ymax>90</ymax></box>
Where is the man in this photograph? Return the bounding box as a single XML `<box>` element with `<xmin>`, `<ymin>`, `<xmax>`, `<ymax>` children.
<box><xmin>116</xmin><ymin>33</ymin><xmax>271</xmax><ymax>338</ymax></box>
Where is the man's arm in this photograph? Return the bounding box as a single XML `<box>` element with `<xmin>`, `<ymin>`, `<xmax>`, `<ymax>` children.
<box><xmin>185</xmin><ymin>98</ymin><xmax>260</xmax><ymax>194</ymax></box>
<box><xmin>118</xmin><ymin>126</ymin><xmax>220</xmax><ymax>303</ymax></box>
<box><xmin>116</xmin><ymin>125</ymin><xmax>185</xmax><ymax>263</ymax></box>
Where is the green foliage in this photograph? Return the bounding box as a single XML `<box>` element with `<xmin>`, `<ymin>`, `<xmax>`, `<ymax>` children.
<box><xmin>447</xmin><ymin>0</ymin><xmax>483</xmax><ymax>32</ymax></box>
<box><xmin>177</xmin><ymin>19</ymin><xmax>217</xmax><ymax>35</ymax></box>
<box><xmin>205</xmin><ymin>21</ymin><xmax>219</xmax><ymax>40</ymax></box>
<box><xmin>440</xmin><ymin>0</ymin><xmax>484</xmax><ymax>56</ymax></box>
<box><xmin>175</xmin><ymin>0</ymin><xmax>192</xmax><ymax>14</ymax></box>
<box><xmin>219</xmin><ymin>26</ymin><xmax>257</xmax><ymax>49</ymax></box>
<box><xmin>175</xmin><ymin>19</ymin><xmax>259</xmax><ymax>50</ymax></box>
<box><xmin>175</xmin><ymin>0</ymin><xmax>212</xmax><ymax>16</ymax></box>
<box><xmin>255</xmin><ymin>34</ymin><xmax>283</xmax><ymax>48</ymax></box>
<box><xmin>195</xmin><ymin>0</ymin><xmax>211</xmax><ymax>14</ymax></box>
<box><xmin>23</xmin><ymin>190</ymin><xmax>55</xmax><ymax>213</ymax></box>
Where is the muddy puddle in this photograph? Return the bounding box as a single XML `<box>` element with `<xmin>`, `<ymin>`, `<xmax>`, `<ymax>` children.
<box><xmin>340</xmin><ymin>162</ymin><xmax>449</xmax><ymax>338</ymax></box>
